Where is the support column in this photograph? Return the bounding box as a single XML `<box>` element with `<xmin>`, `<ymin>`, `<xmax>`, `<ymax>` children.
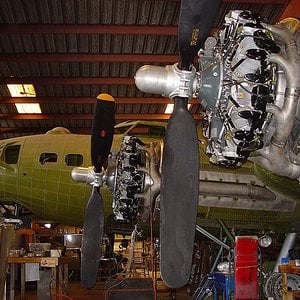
<box><xmin>274</xmin><ymin>233</ymin><xmax>298</xmax><ymax>272</ymax></box>
<box><xmin>0</xmin><ymin>225</ymin><xmax>14</xmax><ymax>300</ymax></box>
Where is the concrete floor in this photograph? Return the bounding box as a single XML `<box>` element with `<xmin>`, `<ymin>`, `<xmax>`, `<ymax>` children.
<box><xmin>11</xmin><ymin>277</ymin><xmax>193</xmax><ymax>299</ymax></box>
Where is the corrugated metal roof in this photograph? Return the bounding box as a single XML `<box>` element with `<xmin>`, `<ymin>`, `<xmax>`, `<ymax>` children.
<box><xmin>0</xmin><ymin>0</ymin><xmax>295</xmax><ymax>138</ymax></box>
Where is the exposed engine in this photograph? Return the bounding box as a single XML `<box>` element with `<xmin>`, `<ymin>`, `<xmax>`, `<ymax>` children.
<box><xmin>71</xmin><ymin>135</ymin><xmax>161</xmax><ymax>223</ymax></box>
<box><xmin>135</xmin><ymin>10</ymin><xmax>300</xmax><ymax>180</ymax></box>
<box><xmin>108</xmin><ymin>136</ymin><xmax>161</xmax><ymax>223</ymax></box>
<box><xmin>110</xmin><ymin>136</ymin><xmax>151</xmax><ymax>223</ymax></box>
<box><xmin>200</xmin><ymin>10</ymin><xmax>280</xmax><ymax>166</ymax></box>
<box><xmin>201</xmin><ymin>10</ymin><xmax>300</xmax><ymax>177</ymax></box>
<box><xmin>73</xmin><ymin>10</ymin><xmax>300</xmax><ymax>225</ymax></box>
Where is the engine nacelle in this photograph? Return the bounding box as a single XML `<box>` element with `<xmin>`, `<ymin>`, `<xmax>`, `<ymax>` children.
<box><xmin>135</xmin><ymin>10</ymin><xmax>300</xmax><ymax>180</ymax></box>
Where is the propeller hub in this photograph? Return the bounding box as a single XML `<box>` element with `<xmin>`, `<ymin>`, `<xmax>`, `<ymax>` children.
<box><xmin>71</xmin><ymin>167</ymin><xmax>105</xmax><ymax>187</ymax></box>
<box><xmin>135</xmin><ymin>63</ymin><xmax>196</xmax><ymax>99</ymax></box>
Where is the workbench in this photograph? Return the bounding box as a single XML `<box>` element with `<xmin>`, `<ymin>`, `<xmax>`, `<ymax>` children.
<box><xmin>7</xmin><ymin>256</ymin><xmax>74</xmax><ymax>300</ymax></box>
<box><xmin>278</xmin><ymin>262</ymin><xmax>300</xmax><ymax>300</ymax></box>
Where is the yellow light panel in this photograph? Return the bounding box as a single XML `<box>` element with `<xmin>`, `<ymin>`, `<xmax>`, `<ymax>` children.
<box><xmin>7</xmin><ymin>84</ymin><xmax>42</xmax><ymax>114</ymax></box>
<box><xmin>15</xmin><ymin>103</ymin><xmax>42</xmax><ymax>114</ymax></box>
<box><xmin>7</xmin><ymin>84</ymin><xmax>36</xmax><ymax>97</ymax></box>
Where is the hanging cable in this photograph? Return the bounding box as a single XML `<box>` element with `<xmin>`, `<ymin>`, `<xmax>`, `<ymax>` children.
<box><xmin>148</xmin><ymin>143</ymin><xmax>158</xmax><ymax>300</ymax></box>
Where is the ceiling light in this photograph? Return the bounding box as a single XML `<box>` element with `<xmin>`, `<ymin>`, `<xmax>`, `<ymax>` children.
<box><xmin>7</xmin><ymin>84</ymin><xmax>42</xmax><ymax>114</ymax></box>
<box><xmin>15</xmin><ymin>103</ymin><xmax>42</xmax><ymax>114</ymax></box>
<box><xmin>164</xmin><ymin>103</ymin><xmax>192</xmax><ymax>114</ymax></box>
<box><xmin>7</xmin><ymin>84</ymin><xmax>36</xmax><ymax>97</ymax></box>
<box><xmin>164</xmin><ymin>103</ymin><xmax>174</xmax><ymax>114</ymax></box>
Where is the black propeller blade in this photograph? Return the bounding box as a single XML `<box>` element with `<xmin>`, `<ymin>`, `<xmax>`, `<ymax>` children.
<box><xmin>81</xmin><ymin>93</ymin><xmax>115</xmax><ymax>288</ymax></box>
<box><xmin>178</xmin><ymin>0</ymin><xmax>221</xmax><ymax>71</ymax></box>
<box><xmin>160</xmin><ymin>98</ymin><xmax>199</xmax><ymax>288</ymax></box>
<box><xmin>160</xmin><ymin>0</ymin><xmax>221</xmax><ymax>288</ymax></box>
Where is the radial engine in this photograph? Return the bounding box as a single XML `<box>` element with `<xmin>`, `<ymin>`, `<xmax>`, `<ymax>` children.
<box><xmin>106</xmin><ymin>136</ymin><xmax>161</xmax><ymax>223</ymax></box>
<box><xmin>72</xmin><ymin>10</ymin><xmax>300</xmax><ymax>225</ymax></box>
<box><xmin>72</xmin><ymin>135</ymin><xmax>161</xmax><ymax>223</ymax></box>
<box><xmin>135</xmin><ymin>10</ymin><xmax>300</xmax><ymax>181</ymax></box>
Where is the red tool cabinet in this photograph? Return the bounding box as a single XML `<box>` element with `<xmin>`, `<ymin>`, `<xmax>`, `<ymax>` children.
<box><xmin>234</xmin><ymin>236</ymin><xmax>258</xmax><ymax>299</ymax></box>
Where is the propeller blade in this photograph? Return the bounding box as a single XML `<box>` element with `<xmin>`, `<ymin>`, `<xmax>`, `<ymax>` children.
<box><xmin>81</xmin><ymin>94</ymin><xmax>115</xmax><ymax>288</ymax></box>
<box><xmin>91</xmin><ymin>93</ymin><xmax>115</xmax><ymax>173</ymax></box>
<box><xmin>178</xmin><ymin>0</ymin><xmax>221</xmax><ymax>70</ymax></box>
<box><xmin>81</xmin><ymin>186</ymin><xmax>104</xmax><ymax>288</ymax></box>
<box><xmin>160</xmin><ymin>98</ymin><xmax>199</xmax><ymax>288</ymax></box>
<box><xmin>159</xmin><ymin>0</ymin><xmax>221</xmax><ymax>288</ymax></box>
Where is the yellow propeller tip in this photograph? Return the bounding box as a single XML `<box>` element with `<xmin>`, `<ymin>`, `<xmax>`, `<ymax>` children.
<box><xmin>97</xmin><ymin>93</ymin><xmax>115</xmax><ymax>102</ymax></box>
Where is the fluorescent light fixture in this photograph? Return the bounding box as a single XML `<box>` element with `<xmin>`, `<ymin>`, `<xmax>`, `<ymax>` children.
<box><xmin>7</xmin><ymin>84</ymin><xmax>42</xmax><ymax>114</ymax></box>
<box><xmin>7</xmin><ymin>84</ymin><xmax>36</xmax><ymax>97</ymax></box>
<box><xmin>164</xmin><ymin>103</ymin><xmax>191</xmax><ymax>114</ymax></box>
<box><xmin>164</xmin><ymin>103</ymin><xmax>174</xmax><ymax>114</ymax></box>
<box><xmin>15</xmin><ymin>103</ymin><xmax>42</xmax><ymax>113</ymax></box>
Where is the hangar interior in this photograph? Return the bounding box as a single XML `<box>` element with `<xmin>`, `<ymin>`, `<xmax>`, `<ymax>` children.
<box><xmin>0</xmin><ymin>0</ymin><xmax>299</xmax><ymax>299</ymax></box>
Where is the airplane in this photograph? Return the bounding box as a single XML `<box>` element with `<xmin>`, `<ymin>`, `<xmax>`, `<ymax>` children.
<box><xmin>0</xmin><ymin>0</ymin><xmax>299</xmax><ymax>294</ymax></box>
<box><xmin>0</xmin><ymin>112</ymin><xmax>297</xmax><ymax>233</ymax></box>
<box><xmin>0</xmin><ymin>118</ymin><xmax>166</xmax><ymax>230</ymax></box>
<box><xmin>134</xmin><ymin>0</ymin><xmax>300</xmax><ymax>292</ymax></box>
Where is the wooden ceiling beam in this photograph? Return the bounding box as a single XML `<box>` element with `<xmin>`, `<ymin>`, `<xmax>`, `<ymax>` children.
<box><xmin>0</xmin><ymin>127</ymin><xmax>91</xmax><ymax>134</ymax></box>
<box><xmin>0</xmin><ymin>53</ymin><xmax>179</xmax><ymax>63</ymax></box>
<box><xmin>0</xmin><ymin>113</ymin><xmax>202</xmax><ymax>121</ymax></box>
<box><xmin>0</xmin><ymin>24</ymin><xmax>221</xmax><ymax>36</ymax></box>
<box><xmin>225</xmin><ymin>0</ymin><xmax>287</xmax><ymax>3</ymax></box>
<box><xmin>277</xmin><ymin>0</ymin><xmax>300</xmax><ymax>20</ymax></box>
<box><xmin>163</xmin><ymin>0</ymin><xmax>286</xmax><ymax>2</ymax></box>
<box><xmin>0</xmin><ymin>126</ymin><xmax>171</xmax><ymax>135</ymax></box>
<box><xmin>0</xmin><ymin>97</ymin><xmax>199</xmax><ymax>104</ymax></box>
<box><xmin>0</xmin><ymin>77</ymin><xmax>134</xmax><ymax>85</ymax></box>
<box><xmin>0</xmin><ymin>24</ymin><xmax>178</xmax><ymax>35</ymax></box>
<box><xmin>214</xmin><ymin>0</ymin><xmax>286</xmax><ymax>2</ymax></box>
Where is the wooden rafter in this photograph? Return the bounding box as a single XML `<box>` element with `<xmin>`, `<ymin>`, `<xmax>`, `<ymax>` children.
<box><xmin>0</xmin><ymin>127</ymin><xmax>90</xmax><ymax>134</ymax></box>
<box><xmin>0</xmin><ymin>77</ymin><xmax>134</xmax><ymax>85</ymax></box>
<box><xmin>0</xmin><ymin>113</ymin><xmax>202</xmax><ymax>121</ymax></box>
<box><xmin>0</xmin><ymin>97</ymin><xmax>199</xmax><ymax>104</ymax></box>
<box><xmin>0</xmin><ymin>24</ymin><xmax>178</xmax><ymax>35</ymax></box>
<box><xmin>0</xmin><ymin>54</ymin><xmax>179</xmax><ymax>63</ymax></box>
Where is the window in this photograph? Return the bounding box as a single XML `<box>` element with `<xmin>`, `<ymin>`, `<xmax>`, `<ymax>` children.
<box><xmin>65</xmin><ymin>154</ymin><xmax>83</xmax><ymax>166</ymax></box>
<box><xmin>4</xmin><ymin>145</ymin><xmax>21</xmax><ymax>164</ymax></box>
<box><xmin>39</xmin><ymin>153</ymin><xmax>57</xmax><ymax>165</ymax></box>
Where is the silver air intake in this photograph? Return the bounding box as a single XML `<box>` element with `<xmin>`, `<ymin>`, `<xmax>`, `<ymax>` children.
<box><xmin>71</xmin><ymin>167</ymin><xmax>95</xmax><ymax>184</ymax></box>
<box><xmin>135</xmin><ymin>63</ymin><xmax>196</xmax><ymax>99</ymax></box>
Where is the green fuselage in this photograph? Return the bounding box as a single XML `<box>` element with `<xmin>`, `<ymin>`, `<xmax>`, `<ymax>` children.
<box><xmin>0</xmin><ymin>133</ymin><xmax>94</xmax><ymax>226</ymax></box>
<box><xmin>0</xmin><ymin>126</ymin><xmax>299</xmax><ymax>235</ymax></box>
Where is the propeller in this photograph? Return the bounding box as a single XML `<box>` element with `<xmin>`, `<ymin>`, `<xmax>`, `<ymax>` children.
<box><xmin>81</xmin><ymin>93</ymin><xmax>115</xmax><ymax>288</ymax></box>
<box><xmin>159</xmin><ymin>0</ymin><xmax>221</xmax><ymax>288</ymax></box>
